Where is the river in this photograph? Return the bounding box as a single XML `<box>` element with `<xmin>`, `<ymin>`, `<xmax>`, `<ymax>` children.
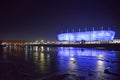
<box><xmin>0</xmin><ymin>46</ymin><xmax>120</xmax><ymax>80</ymax></box>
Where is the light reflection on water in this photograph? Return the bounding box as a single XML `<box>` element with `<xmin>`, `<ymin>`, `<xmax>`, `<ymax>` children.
<box><xmin>1</xmin><ymin>46</ymin><xmax>120</xmax><ymax>80</ymax></box>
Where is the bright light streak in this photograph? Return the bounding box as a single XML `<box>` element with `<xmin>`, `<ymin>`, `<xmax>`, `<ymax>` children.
<box><xmin>97</xmin><ymin>60</ymin><xmax>103</xmax><ymax>65</ymax></box>
<box><xmin>70</xmin><ymin>57</ymin><xmax>75</xmax><ymax>61</ymax></box>
<box><xmin>41</xmin><ymin>46</ymin><xmax>44</xmax><ymax>52</ymax></box>
<box><xmin>47</xmin><ymin>47</ymin><xmax>50</xmax><ymax>51</ymax></box>
<box><xmin>35</xmin><ymin>46</ymin><xmax>38</xmax><ymax>51</ymax></box>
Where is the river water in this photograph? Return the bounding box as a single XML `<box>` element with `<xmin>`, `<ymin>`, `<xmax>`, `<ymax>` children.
<box><xmin>0</xmin><ymin>46</ymin><xmax>120</xmax><ymax>80</ymax></box>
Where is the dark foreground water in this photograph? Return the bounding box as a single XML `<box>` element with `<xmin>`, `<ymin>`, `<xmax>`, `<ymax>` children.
<box><xmin>0</xmin><ymin>46</ymin><xmax>120</xmax><ymax>80</ymax></box>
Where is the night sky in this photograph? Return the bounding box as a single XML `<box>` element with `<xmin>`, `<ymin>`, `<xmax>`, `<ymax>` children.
<box><xmin>0</xmin><ymin>0</ymin><xmax>120</xmax><ymax>41</ymax></box>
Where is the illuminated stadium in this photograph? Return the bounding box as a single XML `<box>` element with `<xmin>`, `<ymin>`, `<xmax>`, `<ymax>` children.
<box><xmin>57</xmin><ymin>30</ymin><xmax>115</xmax><ymax>41</ymax></box>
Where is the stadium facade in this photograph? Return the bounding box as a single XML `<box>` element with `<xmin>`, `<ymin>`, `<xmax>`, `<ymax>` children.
<box><xmin>57</xmin><ymin>30</ymin><xmax>115</xmax><ymax>41</ymax></box>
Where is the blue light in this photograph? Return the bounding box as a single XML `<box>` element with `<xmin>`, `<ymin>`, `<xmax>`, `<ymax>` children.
<box><xmin>57</xmin><ymin>30</ymin><xmax>115</xmax><ymax>41</ymax></box>
<box><xmin>58</xmin><ymin>47</ymin><xmax>116</xmax><ymax>57</ymax></box>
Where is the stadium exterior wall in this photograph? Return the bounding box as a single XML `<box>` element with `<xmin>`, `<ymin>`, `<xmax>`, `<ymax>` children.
<box><xmin>57</xmin><ymin>30</ymin><xmax>115</xmax><ymax>41</ymax></box>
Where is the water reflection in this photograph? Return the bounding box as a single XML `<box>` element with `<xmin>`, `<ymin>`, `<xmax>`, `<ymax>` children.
<box><xmin>57</xmin><ymin>47</ymin><xmax>120</xmax><ymax>79</ymax></box>
<box><xmin>58</xmin><ymin>47</ymin><xmax>116</xmax><ymax>58</ymax></box>
<box><xmin>1</xmin><ymin>46</ymin><xmax>120</xmax><ymax>80</ymax></box>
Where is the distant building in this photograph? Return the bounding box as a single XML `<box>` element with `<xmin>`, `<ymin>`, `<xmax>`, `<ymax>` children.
<box><xmin>57</xmin><ymin>30</ymin><xmax>115</xmax><ymax>41</ymax></box>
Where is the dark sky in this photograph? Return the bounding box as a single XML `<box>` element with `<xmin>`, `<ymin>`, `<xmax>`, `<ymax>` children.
<box><xmin>0</xmin><ymin>0</ymin><xmax>120</xmax><ymax>41</ymax></box>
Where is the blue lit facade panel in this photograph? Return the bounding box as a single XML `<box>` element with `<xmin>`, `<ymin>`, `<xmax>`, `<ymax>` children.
<box><xmin>57</xmin><ymin>30</ymin><xmax>115</xmax><ymax>41</ymax></box>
